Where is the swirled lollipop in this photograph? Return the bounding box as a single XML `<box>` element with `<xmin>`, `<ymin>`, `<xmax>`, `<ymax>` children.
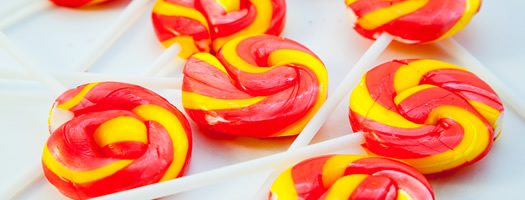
<box><xmin>345</xmin><ymin>0</ymin><xmax>481</xmax><ymax>44</ymax></box>
<box><xmin>182</xmin><ymin>34</ymin><xmax>328</xmax><ymax>137</ymax></box>
<box><xmin>151</xmin><ymin>0</ymin><xmax>286</xmax><ymax>58</ymax></box>
<box><xmin>270</xmin><ymin>154</ymin><xmax>434</xmax><ymax>200</ymax></box>
<box><xmin>349</xmin><ymin>59</ymin><xmax>503</xmax><ymax>174</ymax></box>
<box><xmin>50</xmin><ymin>0</ymin><xmax>114</xmax><ymax>8</ymax></box>
<box><xmin>43</xmin><ymin>82</ymin><xmax>192</xmax><ymax>199</ymax></box>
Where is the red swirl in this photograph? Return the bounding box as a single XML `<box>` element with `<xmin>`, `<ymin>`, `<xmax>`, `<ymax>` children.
<box><xmin>181</xmin><ymin>34</ymin><xmax>327</xmax><ymax>137</ymax></box>
<box><xmin>345</xmin><ymin>0</ymin><xmax>481</xmax><ymax>43</ymax></box>
<box><xmin>270</xmin><ymin>155</ymin><xmax>434</xmax><ymax>200</ymax></box>
<box><xmin>349</xmin><ymin>59</ymin><xmax>503</xmax><ymax>174</ymax></box>
<box><xmin>43</xmin><ymin>82</ymin><xmax>192</xmax><ymax>199</ymax></box>
<box><xmin>50</xmin><ymin>0</ymin><xmax>114</xmax><ymax>8</ymax></box>
<box><xmin>151</xmin><ymin>0</ymin><xmax>286</xmax><ymax>57</ymax></box>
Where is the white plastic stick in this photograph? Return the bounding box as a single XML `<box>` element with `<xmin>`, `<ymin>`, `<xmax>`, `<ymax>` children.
<box><xmin>72</xmin><ymin>0</ymin><xmax>154</xmax><ymax>72</ymax></box>
<box><xmin>0</xmin><ymin>31</ymin><xmax>66</xmax><ymax>96</ymax></box>
<box><xmin>0</xmin><ymin>0</ymin><xmax>52</xmax><ymax>30</ymax></box>
<box><xmin>0</xmin><ymin>161</ymin><xmax>44</xmax><ymax>200</ymax></box>
<box><xmin>0</xmin><ymin>31</ymin><xmax>64</xmax><ymax>199</ymax></box>
<box><xmin>144</xmin><ymin>43</ymin><xmax>186</xmax><ymax>76</ymax></box>
<box><xmin>437</xmin><ymin>38</ymin><xmax>525</xmax><ymax>121</ymax></box>
<box><xmin>92</xmin><ymin>132</ymin><xmax>365</xmax><ymax>200</ymax></box>
<box><xmin>290</xmin><ymin>33</ymin><xmax>392</xmax><ymax>149</ymax></box>
<box><xmin>1</xmin><ymin>70</ymin><xmax>183</xmax><ymax>90</ymax></box>
<box><xmin>251</xmin><ymin>33</ymin><xmax>393</xmax><ymax>199</ymax></box>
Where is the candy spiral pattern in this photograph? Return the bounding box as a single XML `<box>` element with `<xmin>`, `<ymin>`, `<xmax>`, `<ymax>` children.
<box><xmin>349</xmin><ymin>59</ymin><xmax>503</xmax><ymax>174</ymax></box>
<box><xmin>270</xmin><ymin>154</ymin><xmax>434</xmax><ymax>200</ymax></box>
<box><xmin>344</xmin><ymin>0</ymin><xmax>481</xmax><ymax>44</ymax></box>
<box><xmin>43</xmin><ymin>82</ymin><xmax>192</xmax><ymax>199</ymax></box>
<box><xmin>182</xmin><ymin>34</ymin><xmax>328</xmax><ymax>137</ymax></box>
<box><xmin>50</xmin><ymin>0</ymin><xmax>113</xmax><ymax>8</ymax></box>
<box><xmin>151</xmin><ymin>0</ymin><xmax>285</xmax><ymax>58</ymax></box>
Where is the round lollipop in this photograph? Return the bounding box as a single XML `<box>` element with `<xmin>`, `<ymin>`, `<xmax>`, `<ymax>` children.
<box><xmin>50</xmin><ymin>0</ymin><xmax>114</xmax><ymax>8</ymax></box>
<box><xmin>345</xmin><ymin>0</ymin><xmax>481</xmax><ymax>44</ymax></box>
<box><xmin>43</xmin><ymin>82</ymin><xmax>192</xmax><ymax>199</ymax></box>
<box><xmin>181</xmin><ymin>34</ymin><xmax>327</xmax><ymax>137</ymax></box>
<box><xmin>349</xmin><ymin>59</ymin><xmax>503</xmax><ymax>174</ymax></box>
<box><xmin>270</xmin><ymin>154</ymin><xmax>434</xmax><ymax>200</ymax></box>
<box><xmin>146</xmin><ymin>0</ymin><xmax>286</xmax><ymax>75</ymax></box>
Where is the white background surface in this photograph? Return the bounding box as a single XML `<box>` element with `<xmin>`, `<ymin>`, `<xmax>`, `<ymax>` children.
<box><xmin>0</xmin><ymin>0</ymin><xmax>524</xmax><ymax>199</ymax></box>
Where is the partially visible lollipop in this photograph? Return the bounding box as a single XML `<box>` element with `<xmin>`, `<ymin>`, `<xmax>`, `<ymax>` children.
<box><xmin>50</xmin><ymin>0</ymin><xmax>114</xmax><ymax>8</ymax></box>
<box><xmin>145</xmin><ymin>0</ymin><xmax>286</xmax><ymax>75</ymax></box>
<box><xmin>270</xmin><ymin>155</ymin><xmax>434</xmax><ymax>200</ymax></box>
<box><xmin>346</xmin><ymin>0</ymin><xmax>481</xmax><ymax>44</ymax></box>
<box><xmin>345</xmin><ymin>0</ymin><xmax>525</xmax><ymax>119</ymax></box>
<box><xmin>349</xmin><ymin>59</ymin><xmax>503</xmax><ymax>174</ymax></box>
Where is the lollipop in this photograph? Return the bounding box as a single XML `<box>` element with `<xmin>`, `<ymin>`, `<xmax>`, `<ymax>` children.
<box><xmin>345</xmin><ymin>0</ymin><xmax>481</xmax><ymax>44</ymax></box>
<box><xmin>147</xmin><ymin>0</ymin><xmax>286</xmax><ymax>75</ymax></box>
<box><xmin>43</xmin><ymin>82</ymin><xmax>192</xmax><ymax>199</ymax></box>
<box><xmin>349</xmin><ymin>59</ymin><xmax>503</xmax><ymax>174</ymax></box>
<box><xmin>181</xmin><ymin>34</ymin><xmax>327</xmax><ymax>137</ymax></box>
<box><xmin>270</xmin><ymin>154</ymin><xmax>434</xmax><ymax>200</ymax></box>
<box><xmin>50</xmin><ymin>0</ymin><xmax>114</xmax><ymax>8</ymax></box>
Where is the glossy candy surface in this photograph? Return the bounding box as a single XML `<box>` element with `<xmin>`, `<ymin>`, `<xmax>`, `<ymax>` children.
<box><xmin>49</xmin><ymin>0</ymin><xmax>114</xmax><ymax>8</ymax></box>
<box><xmin>344</xmin><ymin>0</ymin><xmax>481</xmax><ymax>44</ymax></box>
<box><xmin>43</xmin><ymin>82</ymin><xmax>192</xmax><ymax>199</ymax></box>
<box><xmin>151</xmin><ymin>0</ymin><xmax>286</xmax><ymax>58</ymax></box>
<box><xmin>182</xmin><ymin>34</ymin><xmax>327</xmax><ymax>137</ymax></box>
<box><xmin>270</xmin><ymin>154</ymin><xmax>434</xmax><ymax>200</ymax></box>
<box><xmin>349</xmin><ymin>59</ymin><xmax>503</xmax><ymax>174</ymax></box>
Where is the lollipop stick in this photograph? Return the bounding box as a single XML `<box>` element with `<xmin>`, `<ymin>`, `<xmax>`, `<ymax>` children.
<box><xmin>0</xmin><ymin>31</ymin><xmax>64</xmax><ymax>199</ymax></box>
<box><xmin>0</xmin><ymin>31</ymin><xmax>66</xmax><ymax>96</ymax></box>
<box><xmin>92</xmin><ymin>132</ymin><xmax>365</xmax><ymax>200</ymax></box>
<box><xmin>290</xmin><ymin>33</ymin><xmax>392</xmax><ymax>149</ymax></box>
<box><xmin>72</xmin><ymin>0</ymin><xmax>154</xmax><ymax>72</ymax></box>
<box><xmin>0</xmin><ymin>161</ymin><xmax>44</xmax><ymax>199</ymax></box>
<box><xmin>1</xmin><ymin>70</ymin><xmax>183</xmax><ymax>90</ymax></box>
<box><xmin>143</xmin><ymin>43</ymin><xmax>186</xmax><ymax>76</ymax></box>
<box><xmin>437</xmin><ymin>38</ymin><xmax>525</xmax><ymax>120</ymax></box>
<box><xmin>0</xmin><ymin>0</ymin><xmax>52</xmax><ymax>30</ymax></box>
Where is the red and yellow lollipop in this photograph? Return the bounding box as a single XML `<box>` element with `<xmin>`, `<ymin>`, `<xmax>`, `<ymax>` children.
<box><xmin>182</xmin><ymin>34</ymin><xmax>328</xmax><ymax>137</ymax></box>
<box><xmin>349</xmin><ymin>59</ymin><xmax>503</xmax><ymax>174</ymax></box>
<box><xmin>151</xmin><ymin>0</ymin><xmax>286</xmax><ymax>58</ymax></box>
<box><xmin>49</xmin><ymin>0</ymin><xmax>114</xmax><ymax>8</ymax></box>
<box><xmin>270</xmin><ymin>154</ymin><xmax>434</xmax><ymax>200</ymax></box>
<box><xmin>43</xmin><ymin>82</ymin><xmax>192</xmax><ymax>199</ymax></box>
<box><xmin>345</xmin><ymin>0</ymin><xmax>481</xmax><ymax>44</ymax></box>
